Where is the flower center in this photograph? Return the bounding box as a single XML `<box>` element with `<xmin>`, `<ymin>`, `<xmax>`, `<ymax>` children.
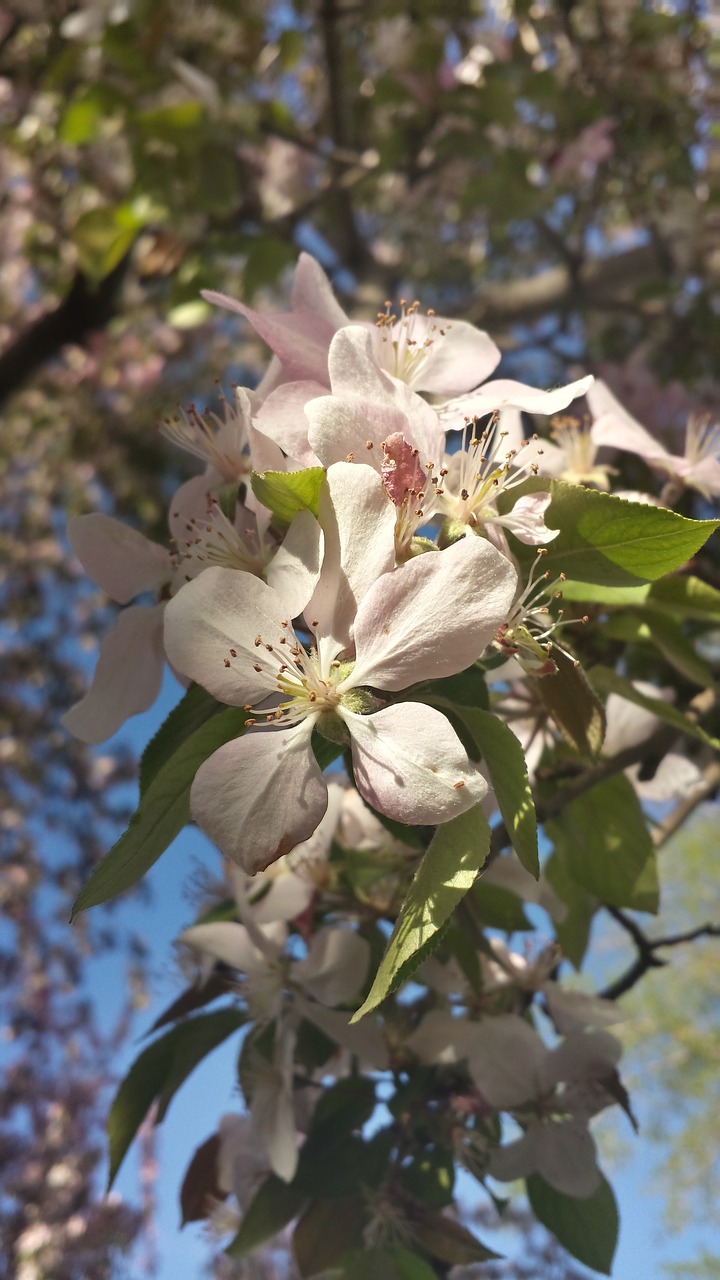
<box><xmin>171</xmin><ymin>498</ymin><xmax>267</xmax><ymax>585</ymax></box>
<box><xmin>441</xmin><ymin>414</ymin><xmax>539</xmax><ymax>529</ymax></box>
<box><xmin>374</xmin><ymin>298</ymin><xmax>445</xmax><ymax>385</ymax></box>
<box><xmin>161</xmin><ymin>390</ymin><xmax>252</xmax><ymax>483</ymax></box>
<box><xmin>685</xmin><ymin>413</ymin><xmax>720</xmax><ymax>465</ymax></box>
<box><xmin>239</xmin><ymin>627</ymin><xmax>347</xmax><ymax>729</ymax></box>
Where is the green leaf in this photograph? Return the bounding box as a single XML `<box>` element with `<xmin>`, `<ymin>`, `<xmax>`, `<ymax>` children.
<box><xmin>539</xmin><ymin>481</ymin><xmax>719</xmax><ymax>586</ymax></box>
<box><xmin>352</xmin><ymin>806</ymin><xmax>491</xmax><ymax>1021</ymax></box>
<box><xmin>405</xmin><ymin>1207</ymin><xmax>501</xmax><ymax>1264</ymax></box>
<box><xmin>400</xmin><ymin>1146</ymin><xmax>455</xmax><ymax>1208</ymax></box>
<box><xmin>344</xmin><ymin>1248</ymin><xmax>439</xmax><ymax>1280</ymax></box>
<box><xmin>251</xmin><ymin>468</ymin><xmax>325</xmax><ymax>530</ymax></box>
<box><xmin>71</xmin><ymin>707</ymin><xmax>247</xmax><ymax>915</ymax></box>
<box><xmin>543</xmin><ymin>852</ymin><xmax>597</xmax><ymax>969</ymax></box>
<box><xmin>588</xmin><ymin>666</ymin><xmax>720</xmax><ymax>751</ymax></box>
<box><xmin>546</xmin><ymin>774</ymin><xmax>659</xmax><ymax>914</ymax></box>
<box><xmin>599</xmin><ymin>612</ymin><xmax>715</xmax><ymax>687</ymax></box>
<box><xmin>293</xmin><ymin>1196</ymin><xmax>366</xmax><ymax>1277</ymax></box>
<box><xmin>311</xmin><ymin>1076</ymin><xmax>376</xmax><ymax>1135</ymax></box>
<box><xmin>648</xmin><ymin>574</ymin><xmax>720</xmax><ymax>621</ymax></box>
<box><xmin>226</xmin><ymin>1175</ymin><xmax>309</xmax><ymax>1258</ymax></box>
<box><xmin>537</xmin><ymin>649</ymin><xmax>606</xmax><ymax>758</ymax></box>
<box><xmin>107</xmin><ymin>1009</ymin><xmax>245</xmax><ymax>1187</ymax></box>
<box><xmin>455</xmin><ymin>707</ymin><xmax>539</xmax><ymax>877</ymax></box>
<box><xmin>527</xmin><ymin>1173</ymin><xmax>619</xmax><ymax>1275</ymax></box>
<box><xmin>72</xmin><ymin>204</ymin><xmax>144</xmax><ymax>281</ymax></box>
<box><xmin>469</xmin><ymin>881</ymin><xmax>533</xmax><ymax>932</ymax></box>
<box><xmin>139</xmin><ymin>684</ymin><xmax>224</xmax><ymax>795</ymax></box>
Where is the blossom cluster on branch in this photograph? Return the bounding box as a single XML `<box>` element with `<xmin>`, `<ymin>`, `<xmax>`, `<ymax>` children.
<box><xmin>65</xmin><ymin>256</ymin><xmax>720</xmax><ymax>1277</ymax></box>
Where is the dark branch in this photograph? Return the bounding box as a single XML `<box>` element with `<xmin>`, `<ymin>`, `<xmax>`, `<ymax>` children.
<box><xmin>600</xmin><ymin>908</ymin><xmax>720</xmax><ymax>1001</ymax></box>
<box><xmin>0</xmin><ymin>254</ymin><xmax>132</xmax><ymax>408</ymax></box>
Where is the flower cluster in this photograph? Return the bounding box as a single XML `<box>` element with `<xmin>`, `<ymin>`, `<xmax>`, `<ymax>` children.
<box><xmin>66</xmin><ymin>255</ymin><xmax>720</xmax><ymax>1276</ymax></box>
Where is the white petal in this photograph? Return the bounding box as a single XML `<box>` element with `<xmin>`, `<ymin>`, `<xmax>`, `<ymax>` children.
<box><xmin>494</xmin><ymin>493</ymin><xmax>559</xmax><ymax>545</ymax></box>
<box><xmin>350</xmin><ymin>535</ymin><xmax>517</xmax><ymax>690</ymax></box>
<box><xmin>346</xmin><ymin>703</ymin><xmax>487</xmax><ymax>825</ymax></box>
<box><xmin>178</xmin><ymin>921</ymin><xmax>285</xmax><ymax>974</ymax></box>
<box><xmin>544</xmin><ymin>985</ymin><xmax>625</xmax><ymax>1034</ymax></box>
<box><xmin>442</xmin><ymin>375</ymin><xmax>594</xmax><ymax>428</ymax></box>
<box><xmin>534</xmin><ymin>1121</ymin><xmax>602</xmax><ymax>1198</ymax></box>
<box><xmin>249</xmin><ymin>1024</ymin><xmax>299</xmax><ymax>1182</ymax></box>
<box><xmin>588</xmin><ymin>381</ymin><xmax>673</xmax><ymax>464</ymax></box>
<box><xmin>489</xmin><ymin>1127</ymin><xmax>541</xmax><ymax>1183</ymax></box>
<box><xmin>292</xmin><ymin>927</ymin><xmax>370</xmax><ymax>1006</ymax></box>
<box><xmin>190</xmin><ymin>722</ymin><xmax>328</xmax><ymax>873</ymax></box>
<box><xmin>294</xmin><ymin>995</ymin><xmax>390</xmax><ymax>1070</ymax></box>
<box><xmin>68</xmin><ymin>514</ymin><xmax>170</xmax><ymax>602</ymax></box>
<box><xmin>265</xmin><ymin>510</ymin><xmax>324</xmax><ymax>621</ymax></box>
<box><xmin>406</xmin><ymin>1009</ymin><xmax>485</xmax><ymax>1065</ymax></box>
<box><xmin>62</xmin><ymin>603</ymin><xmax>165</xmax><ymax>743</ymax></box>
<box><xmin>247</xmin><ymin>874</ymin><xmax>315</xmax><ymax>925</ymax></box>
<box><xmin>466</xmin><ymin>1014</ymin><xmax>547</xmax><ymax>1108</ymax></box>
<box><xmin>306</xmin><ymin>392</ymin><xmax>410</xmax><ymax>469</ymax></box>
<box><xmin>163</xmin><ymin>566</ymin><xmax>288</xmax><ymax>707</ymax></box>
<box><xmin>631</xmin><ymin>751</ymin><xmax>703</xmax><ymax>803</ymax></box>
<box><xmin>306</xmin><ymin>462</ymin><xmax>396</xmax><ymax>658</ymax></box>
<box><xmin>542</xmin><ymin>1029</ymin><xmax>622</xmax><ymax>1091</ymax></box>
<box><xmin>396</xmin><ymin>316</ymin><xmax>501</xmax><ymax>396</ymax></box>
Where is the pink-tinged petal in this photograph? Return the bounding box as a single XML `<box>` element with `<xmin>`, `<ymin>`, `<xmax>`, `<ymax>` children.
<box><xmin>190</xmin><ymin>721</ymin><xmax>328</xmax><ymax>873</ymax></box>
<box><xmin>265</xmin><ymin>511</ymin><xmax>324</xmax><ymax>621</ymax></box>
<box><xmin>254</xmin><ymin>380</ymin><xmax>327</xmax><ymax>466</ymax></box>
<box><xmin>291</xmin><ymin>252</ymin><xmax>350</xmax><ymax>329</ymax></box>
<box><xmin>306</xmin><ymin>393</ymin><xmax>410</xmax><ymax>468</ymax></box>
<box><xmin>306</xmin><ymin>462</ymin><xmax>396</xmax><ymax>657</ymax></box>
<box><xmin>292</xmin><ymin>927</ymin><xmax>370</xmax><ymax>1005</ymax></box>
<box><xmin>497</xmin><ymin>493</ymin><xmax>559</xmax><ymax>545</ymax></box>
<box><xmin>441</xmin><ymin>375</ymin><xmax>594</xmax><ymax>430</ymax></box>
<box><xmin>345</xmin><ymin>703</ymin><xmax>488</xmax><ymax>826</ymax></box>
<box><xmin>201</xmin><ymin>289</ymin><xmax>336</xmax><ymax>386</ymax></box>
<box><xmin>62</xmin><ymin>603</ymin><xmax>165</xmax><ymax>743</ymax></box>
<box><xmin>68</xmin><ymin>514</ymin><xmax>171</xmax><ymax>602</ymax></box>
<box><xmin>350</xmin><ymin>535</ymin><xmax>517</xmax><ymax>691</ymax></box>
<box><xmin>466</xmin><ymin>1014</ymin><xmax>547</xmax><ymax>1108</ymax></box>
<box><xmin>163</xmin><ymin>567</ymin><xmax>288</xmax><ymax>707</ymax></box>
<box><xmin>387</xmin><ymin>315</ymin><xmax>501</xmax><ymax>396</ymax></box>
<box><xmin>294</xmin><ymin>995</ymin><xmax>390</xmax><ymax>1070</ymax></box>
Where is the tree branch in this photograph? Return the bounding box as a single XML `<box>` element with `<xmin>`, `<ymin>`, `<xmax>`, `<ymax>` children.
<box><xmin>0</xmin><ymin>254</ymin><xmax>132</xmax><ymax>408</ymax></box>
<box><xmin>600</xmin><ymin>910</ymin><xmax>720</xmax><ymax>1001</ymax></box>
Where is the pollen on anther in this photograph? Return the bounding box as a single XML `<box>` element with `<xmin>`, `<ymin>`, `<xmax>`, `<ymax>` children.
<box><xmin>223</xmin><ymin>658</ymin><xmax>230</xmax><ymax>667</ymax></box>
<box><xmin>254</xmin><ymin>635</ymin><xmax>262</xmax><ymax>646</ymax></box>
<box><xmin>229</xmin><ymin>648</ymin><xmax>237</xmax><ymax>657</ymax></box>
<box><xmin>253</xmin><ymin>662</ymin><xmax>262</xmax><ymax>672</ymax></box>
<box><xmin>366</xmin><ymin>440</ymin><xmax>374</xmax><ymax>450</ymax></box>
<box><xmin>453</xmin><ymin>780</ymin><xmax>466</xmax><ymax>790</ymax></box>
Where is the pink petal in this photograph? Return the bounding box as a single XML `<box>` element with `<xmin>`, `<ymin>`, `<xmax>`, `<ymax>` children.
<box><xmin>68</xmin><ymin>514</ymin><xmax>171</xmax><ymax>602</ymax></box>
<box><xmin>306</xmin><ymin>393</ymin><xmax>411</xmax><ymax>469</ymax></box>
<box><xmin>62</xmin><ymin>603</ymin><xmax>165</xmax><ymax>742</ymax></box>
<box><xmin>306</xmin><ymin>462</ymin><xmax>396</xmax><ymax>658</ymax></box>
<box><xmin>163</xmin><ymin>567</ymin><xmax>289</xmax><ymax>707</ymax></box>
<box><xmin>291</xmin><ymin>252</ymin><xmax>350</xmax><ymax>329</ymax></box>
<box><xmin>201</xmin><ymin>290</ymin><xmax>335</xmax><ymax>385</ymax></box>
<box><xmin>350</xmin><ymin>535</ymin><xmax>517</xmax><ymax>691</ymax></box>
<box><xmin>254</xmin><ymin>380</ymin><xmax>327</xmax><ymax>466</ymax></box>
<box><xmin>346</xmin><ymin>702</ymin><xmax>488</xmax><ymax>825</ymax></box>
<box><xmin>190</xmin><ymin>722</ymin><xmax>328</xmax><ymax>872</ymax></box>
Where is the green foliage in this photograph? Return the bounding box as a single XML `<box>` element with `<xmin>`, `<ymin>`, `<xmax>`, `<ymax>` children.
<box><xmin>250</xmin><ymin>468</ymin><xmax>325</xmax><ymax>531</ymax></box>
<box><xmin>537</xmin><ymin>650</ymin><xmax>606</xmax><ymax>759</ymax></box>
<box><xmin>539</xmin><ymin>483</ymin><xmax>719</xmax><ymax>586</ymax></box>
<box><xmin>226</xmin><ymin>1176</ymin><xmax>310</xmax><ymax>1258</ymax></box>
<box><xmin>546</xmin><ymin>774</ymin><xmax>659</xmax><ymax>914</ymax></box>
<box><xmin>107</xmin><ymin>1009</ymin><xmax>246</xmax><ymax>1187</ymax></box>
<box><xmin>589</xmin><ymin>666</ymin><xmax>720</xmax><ymax>750</ymax></box>
<box><xmin>454</xmin><ymin>706</ymin><xmax>539</xmax><ymax>876</ymax></box>
<box><xmin>71</xmin><ymin>705</ymin><xmax>247</xmax><ymax>915</ymax></box>
<box><xmin>527</xmin><ymin>1174</ymin><xmax>619</xmax><ymax>1274</ymax></box>
<box><xmin>352</xmin><ymin>806</ymin><xmax>491</xmax><ymax>1021</ymax></box>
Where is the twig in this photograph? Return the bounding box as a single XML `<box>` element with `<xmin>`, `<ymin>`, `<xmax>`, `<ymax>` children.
<box><xmin>600</xmin><ymin>910</ymin><xmax>720</xmax><ymax>1001</ymax></box>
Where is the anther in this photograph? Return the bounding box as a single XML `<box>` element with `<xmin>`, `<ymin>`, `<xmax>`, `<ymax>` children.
<box><xmin>253</xmin><ymin>662</ymin><xmax>262</xmax><ymax>672</ymax></box>
<box><xmin>229</xmin><ymin>648</ymin><xmax>237</xmax><ymax>657</ymax></box>
<box><xmin>453</xmin><ymin>780</ymin><xmax>466</xmax><ymax>790</ymax></box>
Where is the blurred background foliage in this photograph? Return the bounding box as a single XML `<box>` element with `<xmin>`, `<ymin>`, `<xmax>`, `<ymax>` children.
<box><xmin>1</xmin><ymin>0</ymin><xmax>718</xmax><ymax>1275</ymax></box>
